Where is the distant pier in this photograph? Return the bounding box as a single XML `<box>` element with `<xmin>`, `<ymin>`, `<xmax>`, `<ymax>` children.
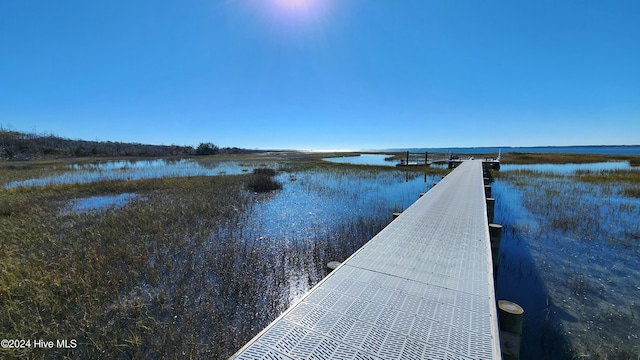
<box><xmin>395</xmin><ymin>151</ymin><xmax>501</xmax><ymax>170</ymax></box>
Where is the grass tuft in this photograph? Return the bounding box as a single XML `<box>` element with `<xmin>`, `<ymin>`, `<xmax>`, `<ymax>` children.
<box><xmin>247</xmin><ymin>168</ymin><xmax>282</xmax><ymax>192</ymax></box>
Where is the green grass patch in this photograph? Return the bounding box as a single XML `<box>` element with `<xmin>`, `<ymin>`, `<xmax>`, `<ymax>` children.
<box><xmin>576</xmin><ymin>169</ymin><xmax>640</xmax><ymax>185</ymax></box>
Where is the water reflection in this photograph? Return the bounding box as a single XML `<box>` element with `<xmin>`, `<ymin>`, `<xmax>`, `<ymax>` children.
<box><xmin>322</xmin><ymin>154</ymin><xmax>396</xmax><ymax>166</ymax></box>
<box><xmin>67</xmin><ymin>193</ymin><xmax>139</xmax><ymax>213</ymax></box>
<box><xmin>246</xmin><ymin>169</ymin><xmax>439</xmax><ymax>304</ymax></box>
<box><xmin>501</xmin><ymin>161</ymin><xmax>633</xmax><ymax>174</ymax></box>
<box><xmin>5</xmin><ymin>159</ymin><xmax>253</xmax><ymax>189</ymax></box>
<box><xmin>493</xmin><ymin>181</ymin><xmax>569</xmax><ymax>359</ymax></box>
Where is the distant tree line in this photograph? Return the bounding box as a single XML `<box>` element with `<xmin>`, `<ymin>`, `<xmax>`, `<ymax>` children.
<box><xmin>0</xmin><ymin>130</ymin><xmax>258</xmax><ymax>160</ymax></box>
<box><xmin>195</xmin><ymin>142</ymin><xmax>219</xmax><ymax>155</ymax></box>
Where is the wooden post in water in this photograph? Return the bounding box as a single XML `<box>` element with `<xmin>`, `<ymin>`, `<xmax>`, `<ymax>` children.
<box><xmin>489</xmin><ymin>224</ymin><xmax>502</xmax><ymax>277</ymax></box>
<box><xmin>393</xmin><ymin>212</ymin><xmax>402</xmax><ymax>220</ymax></box>
<box><xmin>406</xmin><ymin>151</ymin><xmax>409</xmax><ymax>165</ymax></box>
<box><xmin>498</xmin><ymin>300</ymin><xmax>524</xmax><ymax>360</ymax></box>
<box><xmin>486</xmin><ymin>198</ymin><xmax>495</xmax><ymax>224</ymax></box>
<box><xmin>425</xmin><ymin>152</ymin><xmax>428</xmax><ymax>165</ymax></box>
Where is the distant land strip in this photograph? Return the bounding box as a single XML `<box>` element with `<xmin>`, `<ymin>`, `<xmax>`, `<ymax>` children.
<box><xmin>0</xmin><ymin>130</ymin><xmax>259</xmax><ymax>160</ymax></box>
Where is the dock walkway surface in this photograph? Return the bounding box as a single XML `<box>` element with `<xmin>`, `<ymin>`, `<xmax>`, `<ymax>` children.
<box><xmin>231</xmin><ymin>160</ymin><xmax>501</xmax><ymax>360</ymax></box>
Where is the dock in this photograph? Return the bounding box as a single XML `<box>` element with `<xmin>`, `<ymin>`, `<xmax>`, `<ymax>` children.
<box><xmin>231</xmin><ymin>160</ymin><xmax>502</xmax><ymax>359</ymax></box>
<box><xmin>394</xmin><ymin>151</ymin><xmax>501</xmax><ymax>170</ymax></box>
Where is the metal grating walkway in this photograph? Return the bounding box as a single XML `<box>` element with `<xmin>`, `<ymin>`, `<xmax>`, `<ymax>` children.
<box><xmin>231</xmin><ymin>160</ymin><xmax>501</xmax><ymax>360</ymax></box>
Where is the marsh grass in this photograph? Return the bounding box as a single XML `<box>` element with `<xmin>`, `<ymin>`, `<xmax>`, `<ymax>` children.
<box><xmin>502</xmin><ymin>152</ymin><xmax>640</xmax><ymax>165</ymax></box>
<box><xmin>1</xmin><ymin>175</ymin><xmax>260</xmax><ymax>358</ymax></box>
<box><xmin>0</xmin><ymin>156</ymin><xmax>419</xmax><ymax>358</ymax></box>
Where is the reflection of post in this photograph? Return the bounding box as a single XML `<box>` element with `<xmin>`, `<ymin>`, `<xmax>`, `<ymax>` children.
<box><xmin>498</xmin><ymin>300</ymin><xmax>524</xmax><ymax>360</ymax></box>
<box><xmin>486</xmin><ymin>198</ymin><xmax>495</xmax><ymax>223</ymax></box>
<box><xmin>489</xmin><ymin>224</ymin><xmax>502</xmax><ymax>277</ymax></box>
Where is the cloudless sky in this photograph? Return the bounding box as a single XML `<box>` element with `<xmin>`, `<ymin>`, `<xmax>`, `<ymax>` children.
<box><xmin>1</xmin><ymin>0</ymin><xmax>639</xmax><ymax>150</ymax></box>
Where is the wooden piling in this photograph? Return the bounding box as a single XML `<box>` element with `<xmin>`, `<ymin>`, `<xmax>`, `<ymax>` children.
<box><xmin>327</xmin><ymin>261</ymin><xmax>341</xmax><ymax>273</ymax></box>
<box><xmin>498</xmin><ymin>300</ymin><xmax>524</xmax><ymax>360</ymax></box>
<box><xmin>393</xmin><ymin>212</ymin><xmax>402</xmax><ymax>219</ymax></box>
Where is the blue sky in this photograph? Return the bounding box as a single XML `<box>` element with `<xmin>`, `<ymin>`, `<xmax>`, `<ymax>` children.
<box><xmin>1</xmin><ymin>1</ymin><xmax>639</xmax><ymax>150</ymax></box>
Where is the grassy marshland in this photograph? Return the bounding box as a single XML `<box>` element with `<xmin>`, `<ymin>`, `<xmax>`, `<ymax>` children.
<box><xmin>2</xmin><ymin>151</ymin><xmax>638</xmax><ymax>359</ymax></box>
<box><xmin>0</xmin><ymin>155</ymin><xmax>439</xmax><ymax>358</ymax></box>
<box><xmin>2</xmin><ymin>175</ymin><xmax>259</xmax><ymax>358</ymax></box>
<box><xmin>501</xmin><ymin>152</ymin><xmax>640</xmax><ymax>166</ymax></box>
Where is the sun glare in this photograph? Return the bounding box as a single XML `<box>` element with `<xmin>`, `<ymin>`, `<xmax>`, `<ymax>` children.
<box><xmin>263</xmin><ymin>0</ymin><xmax>331</xmax><ymax>25</ymax></box>
<box><xmin>274</xmin><ymin>0</ymin><xmax>312</xmax><ymax>11</ymax></box>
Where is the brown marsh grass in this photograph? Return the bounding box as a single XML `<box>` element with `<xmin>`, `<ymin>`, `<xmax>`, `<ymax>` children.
<box><xmin>502</xmin><ymin>152</ymin><xmax>640</xmax><ymax>166</ymax></box>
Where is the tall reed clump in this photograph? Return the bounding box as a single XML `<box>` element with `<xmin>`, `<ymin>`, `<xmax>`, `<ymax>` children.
<box><xmin>247</xmin><ymin>168</ymin><xmax>282</xmax><ymax>193</ymax></box>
